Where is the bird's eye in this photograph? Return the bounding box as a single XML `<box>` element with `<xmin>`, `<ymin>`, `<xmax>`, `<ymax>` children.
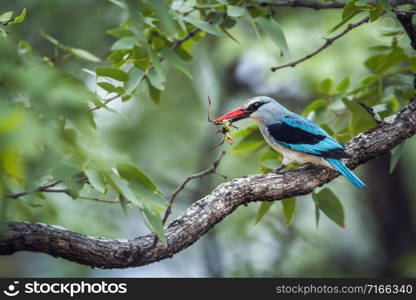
<box><xmin>248</xmin><ymin>102</ymin><xmax>260</xmax><ymax>111</ymax></box>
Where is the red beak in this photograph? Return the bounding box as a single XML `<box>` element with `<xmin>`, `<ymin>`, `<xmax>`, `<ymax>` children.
<box><xmin>214</xmin><ymin>108</ymin><xmax>246</xmax><ymax>123</ymax></box>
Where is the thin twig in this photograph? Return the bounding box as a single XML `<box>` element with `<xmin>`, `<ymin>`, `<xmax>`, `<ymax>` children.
<box><xmin>40</xmin><ymin>188</ymin><xmax>71</xmax><ymax>195</ymax></box>
<box><xmin>162</xmin><ymin>151</ymin><xmax>227</xmax><ymax>225</ymax></box>
<box><xmin>394</xmin><ymin>3</ymin><xmax>416</xmax><ymax>88</ymax></box>
<box><xmin>395</xmin><ymin>8</ymin><xmax>416</xmax><ymax>50</ymax></box>
<box><xmin>78</xmin><ymin>196</ymin><xmax>121</xmax><ymax>204</ymax></box>
<box><xmin>7</xmin><ymin>180</ymin><xmax>62</xmax><ymax>199</ymax></box>
<box><xmin>271</xmin><ymin>17</ymin><xmax>369</xmax><ymax>72</ymax></box>
<box><xmin>7</xmin><ymin>178</ymin><xmax>88</xmax><ymax>199</ymax></box>
<box><xmin>254</xmin><ymin>0</ymin><xmax>345</xmax><ymax>10</ymax></box>
<box><xmin>358</xmin><ymin>102</ymin><xmax>383</xmax><ymax>125</ymax></box>
<box><xmin>89</xmin><ymin>94</ymin><xmax>121</xmax><ymax>111</ymax></box>
<box><xmin>171</xmin><ymin>28</ymin><xmax>200</xmax><ymax>51</ymax></box>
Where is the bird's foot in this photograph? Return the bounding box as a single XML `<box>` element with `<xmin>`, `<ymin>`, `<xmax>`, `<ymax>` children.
<box><xmin>272</xmin><ymin>164</ymin><xmax>286</xmax><ymax>173</ymax></box>
<box><xmin>301</xmin><ymin>162</ymin><xmax>315</xmax><ymax>169</ymax></box>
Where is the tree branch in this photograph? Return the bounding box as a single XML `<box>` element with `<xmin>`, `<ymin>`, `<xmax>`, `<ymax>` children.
<box><xmin>7</xmin><ymin>181</ymin><xmax>62</xmax><ymax>199</ymax></box>
<box><xmin>1</xmin><ymin>98</ymin><xmax>416</xmax><ymax>268</ymax></box>
<box><xmin>255</xmin><ymin>1</ymin><xmax>345</xmax><ymax>10</ymax></box>
<box><xmin>394</xmin><ymin>4</ymin><xmax>416</xmax><ymax>88</ymax></box>
<box><xmin>6</xmin><ymin>178</ymin><xmax>88</xmax><ymax>200</ymax></box>
<box><xmin>271</xmin><ymin>17</ymin><xmax>369</xmax><ymax>72</ymax></box>
<box><xmin>162</xmin><ymin>151</ymin><xmax>226</xmax><ymax>225</ymax></box>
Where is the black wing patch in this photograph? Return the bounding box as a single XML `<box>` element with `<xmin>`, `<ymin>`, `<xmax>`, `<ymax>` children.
<box><xmin>320</xmin><ymin>148</ymin><xmax>352</xmax><ymax>159</ymax></box>
<box><xmin>267</xmin><ymin>122</ymin><xmax>326</xmax><ymax>145</ymax></box>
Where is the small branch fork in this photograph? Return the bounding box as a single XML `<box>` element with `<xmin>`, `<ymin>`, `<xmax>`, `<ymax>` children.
<box><xmin>7</xmin><ymin>181</ymin><xmax>63</xmax><ymax>199</ymax></box>
<box><xmin>6</xmin><ymin>178</ymin><xmax>89</xmax><ymax>200</ymax></box>
<box><xmin>89</xmin><ymin>94</ymin><xmax>120</xmax><ymax>112</ymax></box>
<box><xmin>255</xmin><ymin>0</ymin><xmax>345</xmax><ymax>10</ymax></box>
<box><xmin>162</xmin><ymin>151</ymin><xmax>227</xmax><ymax>225</ymax></box>
<box><xmin>358</xmin><ymin>102</ymin><xmax>383</xmax><ymax>125</ymax></box>
<box><xmin>271</xmin><ymin>17</ymin><xmax>369</xmax><ymax>72</ymax></box>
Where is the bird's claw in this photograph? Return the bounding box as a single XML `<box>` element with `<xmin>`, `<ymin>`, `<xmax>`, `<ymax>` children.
<box><xmin>272</xmin><ymin>164</ymin><xmax>286</xmax><ymax>173</ymax></box>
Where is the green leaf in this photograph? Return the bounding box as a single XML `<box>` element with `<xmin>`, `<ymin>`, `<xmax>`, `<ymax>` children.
<box><xmin>97</xmin><ymin>82</ymin><xmax>124</xmax><ymax>94</ymax></box>
<box><xmin>379</xmin><ymin>0</ymin><xmax>392</xmax><ymax>10</ymax></box>
<box><xmin>84</xmin><ymin>168</ymin><xmax>106</xmax><ymax>194</ymax></box>
<box><xmin>259</xmin><ymin>146</ymin><xmax>281</xmax><ymax>163</ymax></box>
<box><xmin>312</xmin><ymin>188</ymin><xmax>345</xmax><ymax>228</ymax></box>
<box><xmin>111</xmin><ymin>37</ymin><xmax>138</xmax><ymax>50</ymax></box>
<box><xmin>222</xmin><ymin>17</ymin><xmax>237</xmax><ymax>29</ymax></box>
<box><xmin>231</xmin><ymin>124</ymin><xmax>258</xmax><ymax>138</ymax></box>
<box><xmin>5</xmin><ymin>8</ymin><xmax>27</xmax><ymax>26</ymax></box>
<box><xmin>319</xmin><ymin>123</ymin><xmax>335</xmax><ymax>136</ymax></box>
<box><xmin>119</xmin><ymin>195</ymin><xmax>128</xmax><ymax>214</ymax></box>
<box><xmin>256</xmin><ymin>16</ymin><xmax>289</xmax><ymax>55</ymax></box>
<box><xmin>107</xmin><ymin>171</ymin><xmax>142</xmax><ymax>208</ymax></box>
<box><xmin>142</xmin><ymin>206</ymin><xmax>167</xmax><ymax>246</ymax></box>
<box><xmin>69</xmin><ymin>48</ymin><xmax>101</xmax><ymax>62</ymax></box>
<box><xmin>125</xmin><ymin>67</ymin><xmax>145</xmax><ymax>94</ymax></box>
<box><xmin>364</xmin><ymin>48</ymin><xmax>406</xmax><ymax>74</ymax></box>
<box><xmin>259</xmin><ymin>146</ymin><xmax>282</xmax><ymax>173</ymax></box>
<box><xmin>148</xmin><ymin>81</ymin><xmax>161</xmax><ymax>103</ymax></box>
<box><xmin>220</xmin><ymin>26</ymin><xmax>240</xmax><ymax>44</ymax></box>
<box><xmin>147</xmin><ymin>68</ymin><xmax>165</xmax><ymax>90</ymax></box>
<box><xmin>254</xmin><ymin>202</ymin><xmax>273</xmax><ymax>225</ymax></box>
<box><xmin>161</xmin><ymin>48</ymin><xmax>192</xmax><ymax>79</ymax></box>
<box><xmin>368</xmin><ymin>2</ymin><xmax>384</xmax><ymax>22</ymax></box>
<box><xmin>261</xmin><ymin>159</ymin><xmax>281</xmax><ymax>170</ymax></box>
<box><xmin>318</xmin><ymin>78</ymin><xmax>333</xmax><ymax>94</ymax></box>
<box><xmin>329</xmin><ymin>0</ymin><xmax>364</xmax><ymax>34</ymax></box>
<box><xmin>342</xmin><ymin>0</ymin><xmax>360</xmax><ymax>19</ymax></box>
<box><xmin>329</xmin><ymin>10</ymin><xmax>361</xmax><ymax>33</ymax></box>
<box><xmin>336</xmin><ymin>77</ymin><xmax>350</xmax><ymax>92</ymax></box>
<box><xmin>147</xmin><ymin>44</ymin><xmax>166</xmax><ymax>81</ymax></box>
<box><xmin>130</xmin><ymin>181</ymin><xmax>166</xmax><ymax>210</ymax></box>
<box><xmin>360</xmin><ymin>74</ymin><xmax>379</xmax><ymax>85</ymax></box>
<box><xmin>106</xmin><ymin>28</ymin><xmax>135</xmax><ymax>38</ymax></box>
<box><xmin>389</xmin><ymin>141</ymin><xmax>406</xmax><ymax>173</ymax></box>
<box><xmin>117</xmin><ymin>162</ymin><xmax>159</xmax><ymax>192</ymax></box>
<box><xmin>96</xmin><ymin>67</ymin><xmax>128</xmax><ymax>82</ymax></box>
<box><xmin>66</xmin><ymin>180</ymin><xmax>84</xmax><ymax>200</ymax></box>
<box><xmin>227</xmin><ymin>5</ymin><xmax>246</xmax><ymax>17</ymax></box>
<box><xmin>281</xmin><ymin>197</ymin><xmax>296</xmax><ymax>225</ymax></box>
<box><xmin>0</xmin><ymin>11</ymin><xmax>13</xmax><ymax>22</ymax></box>
<box><xmin>150</xmin><ymin>0</ymin><xmax>177</xmax><ymax>36</ymax></box>
<box><xmin>342</xmin><ymin>98</ymin><xmax>376</xmax><ymax>134</ymax></box>
<box><xmin>231</xmin><ymin>129</ymin><xmax>266</xmax><ymax>155</ymax></box>
<box><xmin>183</xmin><ymin>15</ymin><xmax>222</xmax><ymax>36</ymax></box>
<box><xmin>301</xmin><ymin>99</ymin><xmax>326</xmax><ymax>116</ymax></box>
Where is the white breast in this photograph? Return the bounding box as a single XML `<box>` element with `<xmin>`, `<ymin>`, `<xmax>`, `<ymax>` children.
<box><xmin>258</xmin><ymin>123</ymin><xmax>332</xmax><ymax>168</ymax></box>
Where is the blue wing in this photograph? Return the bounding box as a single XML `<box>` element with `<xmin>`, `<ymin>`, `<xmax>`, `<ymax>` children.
<box><xmin>267</xmin><ymin>116</ymin><xmax>350</xmax><ymax>158</ymax></box>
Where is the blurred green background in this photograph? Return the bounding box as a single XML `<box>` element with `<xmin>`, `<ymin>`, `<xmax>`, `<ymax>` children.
<box><xmin>1</xmin><ymin>0</ymin><xmax>416</xmax><ymax>277</ymax></box>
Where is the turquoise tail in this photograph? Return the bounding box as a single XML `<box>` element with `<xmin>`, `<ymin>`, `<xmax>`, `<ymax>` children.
<box><xmin>325</xmin><ymin>158</ymin><xmax>366</xmax><ymax>189</ymax></box>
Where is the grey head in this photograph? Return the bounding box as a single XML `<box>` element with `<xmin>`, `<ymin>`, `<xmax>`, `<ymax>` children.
<box><xmin>240</xmin><ymin>96</ymin><xmax>290</xmax><ymax>124</ymax></box>
<box><xmin>215</xmin><ymin>96</ymin><xmax>291</xmax><ymax>124</ymax></box>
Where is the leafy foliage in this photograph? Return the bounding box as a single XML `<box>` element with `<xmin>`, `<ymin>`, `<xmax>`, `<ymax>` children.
<box><xmin>312</xmin><ymin>188</ymin><xmax>345</xmax><ymax>228</ymax></box>
<box><xmin>0</xmin><ymin>0</ymin><xmax>415</xmax><ymax>238</ymax></box>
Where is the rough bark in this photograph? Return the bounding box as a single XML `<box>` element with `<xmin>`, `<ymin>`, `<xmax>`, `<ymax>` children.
<box><xmin>1</xmin><ymin>99</ymin><xmax>416</xmax><ymax>269</ymax></box>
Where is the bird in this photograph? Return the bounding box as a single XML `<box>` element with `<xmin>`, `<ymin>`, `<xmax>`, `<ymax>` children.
<box><xmin>214</xmin><ymin>96</ymin><xmax>365</xmax><ymax>189</ymax></box>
